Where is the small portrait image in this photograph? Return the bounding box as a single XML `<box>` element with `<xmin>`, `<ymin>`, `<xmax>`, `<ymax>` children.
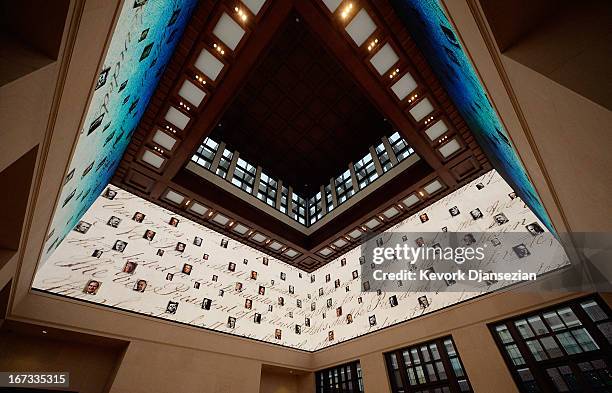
<box><xmin>389</xmin><ymin>295</ymin><xmax>399</xmax><ymax>307</ymax></box>
<box><xmin>262</xmin><ymin>257</ymin><xmax>269</xmax><ymax>266</ymax></box>
<box><xmin>182</xmin><ymin>263</ymin><xmax>192</xmax><ymax>275</ymax></box>
<box><xmin>526</xmin><ymin>222</ymin><xmax>545</xmax><ymax>236</ymax></box>
<box><xmin>310</xmin><ymin>274</ymin><xmax>316</xmax><ymax>283</ymax></box>
<box><xmin>201</xmin><ymin>298</ymin><xmax>212</xmax><ymax>310</ymax></box>
<box><xmin>295</xmin><ymin>325</ymin><xmax>301</xmax><ymax>335</ymax></box>
<box><xmin>432</xmin><ymin>243</ymin><xmax>442</xmax><ymax>249</ymax></box>
<box><xmin>476</xmin><ymin>183</ymin><xmax>485</xmax><ymax>190</ymax></box>
<box><xmin>280</xmin><ymin>272</ymin><xmax>286</xmax><ymax>281</ymax></box>
<box><xmin>132</xmin><ymin>212</ymin><xmax>145</xmax><ymax>222</ymax></box>
<box><xmin>157</xmin><ymin>249</ymin><xmax>165</xmax><ymax>257</ymax></box>
<box><xmin>494</xmin><ymin>213</ymin><xmax>509</xmax><ymax>225</ymax></box>
<box><xmin>102</xmin><ymin>188</ymin><xmax>117</xmax><ymax>200</ymax></box>
<box><xmin>322</xmin><ymin>313</ymin><xmax>326</xmax><ymax>319</ymax></box>
<box><xmin>250</xmin><ymin>271</ymin><xmax>258</xmax><ymax>280</ymax></box>
<box><xmin>193</xmin><ymin>237</ymin><xmax>203</xmax><ymax>247</ymax></box>
<box><xmin>165</xmin><ymin>301</ymin><xmax>178</xmax><ymax>314</ymax></box>
<box><xmin>227</xmin><ymin>317</ymin><xmax>236</xmax><ymax>329</ymax></box>
<box><xmin>325</xmin><ymin>274</ymin><xmax>331</xmax><ymax>283</ymax></box>
<box><xmin>358</xmin><ymin>297</ymin><xmax>363</xmax><ymax>304</ymax></box>
<box><xmin>463</xmin><ymin>233</ymin><xmax>476</xmax><ymax>246</ymax></box>
<box><xmin>415</xmin><ymin>237</ymin><xmax>425</xmax><ymax>247</ymax></box>
<box><xmin>318</xmin><ymin>288</ymin><xmax>324</xmax><ymax>296</ymax></box>
<box><xmin>377</xmin><ymin>289</ymin><xmax>382</xmax><ymax>296</ymax></box>
<box><xmin>484</xmin><ymin>270</ymin><xmax>498</xmax><ymax>286</ymax></box>
<box><xmin>254</xmin><ymin>313</ymin><xmax>262</xmax><ymax>324</ymax></box>
<box><xmin>83</xmin><ymin>280</ymin><xmax>101</xmax><ymax>295</ymax></box>
<box><xmin>326</xmin><ymin>298</ymin><xmax>332</xmax><ymax>308</ymax></box>
<box><xmin>166</xmin><ymin>273</ymin><xmax>174</xmax><ymax>281</ymax></box>
<box><xmin>228</xmin><ymin>262</ymin><xmax>236</xmax><ymax>272</ymax></box>
<box><xmin>341</xmin><ymin>258</ymin><xmax>347</xmax><ymax>267</ymax></box>
<box><xmin>203</xmin><ymin>253</ymin><xmax>209</xmax><ymax>260</ymax></box>
<box><xmin>270</xmin><ymin>280</ymin><xmax>275</xmax><ymax>285</ymax></box>
<box><xmin>243</xmin><ymin>258</ymin><xmax>248</xmax><ymax>265</ymax></box>
<box><xmin>219</xmin><ymin>290</ymin><xmax>224</xmax><ymax>297</ymax></box>
<box><xmin>175</xmin><ymin>242</ymin><xmax>186</xmax><ymax>253</ymax></box>
<box><xmin>107</xmin><ymin>216</ymin><xmax>121</xmax><ymax>228</ymax></box>
<box><xmin>92</xmin><ymin>249</ymin><xmax>103</xmax><ymax>258</ymax></box>
<box><xmin>334</xmin><ymin>279</ymin><xmax>340</xmax><ymax>289</ymax></box>
<box><xmin>352</xmin><ymin>270</ymin><xmax>359</xmax><ymax>279</ymax></box>
<box><xmin>278</xmin><ymin>297</ymin><xmax>284</xmax><ymax>306</ymax></box>
<box><xmin>235</xmin><ymin>282</ymin><xmax>243</xmax><ymax>291</ymax></box>
<box><xmin>212</xmin><ymin>275</ymin><xmax>218</xmax><ymax>282</ymax></box>
<box><xmin>449</xmin><ymin>206</ymin><xmax>460</xmax><ymax>217</ymax></box>
<box><xmin>470</xmin><ymin>208</ymin><xmax>483</xmax><ymax>220</ymax></box>
<box><xmin>420</xmin><ymin>213</ymin><xmax>429</xmax><ymax>223</ymax></box>
<box><xmin>268</xmin><ymin>305</ymin><xmax>273</xmax><ymax>312</ymax></box>
<box><xmin>347</xmin><ymin>314</ymin><xmax>353</xmax><ymax>324</ymax></box>
<box><xmin>220</xmin><ymin>239</ymin><xmax>228</xmax><ymax>248</ymax></box>
<box><xmin>513</xmin><ymin>244</ymin><xmax>531</xmax><ymax>259</ymax></box>
<box><xmin>245</xmin><ymin>299</ymin><xmax>252</xmax><ymax>309</ymax></box>
<box><xmin>297</xmin><ymin>299</ymin><xmax>302</xmax><ymax>308</ymax></box>
<box><xmin>345</xmin><ymin>286</ymin><xmax>350</xmax><ymax>292</ymax></box>
<box><xmin>258</xmin><ymin>285</ymin><xmax>265</xmax><ymax>295</ymax></box>
<box><xmin>445</xmin><ymin>277</ymin><xmax>456</xmax><ymax>287</ymax></box>
<box><xmin>194</xmin><ymin>282</ymin><xmax>200</xmax><ymax>289</ymax></box>
<box><xmin>369</xmin><ymin>315</ymin><xmax>377</xmax><ymax>327</ymax></box>
<box><xmin>363</xmin><ymin>281</ymin><xmax>371</xmax><ymax>291</ymax></box>
<box><xmin>359</xmin><ymin>256</ymin><xmax>366</xmax><ymax>265</ymax></box>
<box><xmin>113</xmin><ymin>240</ymin><xmax>128</xmax><ymax>252</ymax></box>
<box><xmin>275</xmin><ymin>329</ymin><xmax>282</xmax><ymax>340</ymax></box>
<box><xmin>328</xmin><ymin>331</ymin><xmax>334</xmax><ymax>341</ymax></box>
<box><xmin>122</xmin><ymin>261</ymin><xmax>137</xmax><ymax>274</ymax></box>
<box><xmin>418</xmin><ymin>295</ymin><xmax>430</xmax><ymax>309</ymax></box>
<box><xmin>311</xmin><ymin>302</ymin><xmax>316</xmax><ymax>311</ymax></box>
<box><xmin>508</xmin><ymin>192</ymin><xmax>517</xmax><ymax>200</ymax></box>
<box><xmin>491</xmin><ymin>237</ymin><xmax>502</xmax><ymax>247</ymax></box>
<box><xmin>441</xmin><ymin>226</ymin><xmax>448</xmax><ymax>232</ymax></box>
<box><xmin>169</xmin><ymin>217</ymin><xmax>179</xmax><ymax>227</ymax></box>
<box><xmin>143</xmin><ymin>229</ymin><xmax>156</xmax><ymax>241</ymax></box>
<box><xmin>305</xmin><ymin>317</ymin><xmax>310</xmax><ymax>327</ymax></box>
<box><xmin>289</xmin><ymin>285</ymin><xmax>294</xmax><ymax>294</ymax></box>
<box><xmin>134</xmin><ymin>279</ymin><xmax>147</xmax><ymax>292</ymax></box>
<box><xmin>336</xmin><ymin>307</ymin><xmax>342</xmax><ymax>317</ymax></box>
<box><xmin>74</xmin><ymin>221</ymin><xmax>92</xmax><ymax>234</ymax></box>
<box><xmin>376</xmin><ymin>237</ymin><xmax>384</xmax><ymax>247</ymax></box>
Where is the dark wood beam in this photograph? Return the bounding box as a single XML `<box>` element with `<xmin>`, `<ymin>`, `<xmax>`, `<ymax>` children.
<box><xmin>294</xmin><ymin>0</ymin><xmax>457</xmax><ymax>188</ymax></box>
<box><xmin>150</xmin><ymin>0</ymin><xmax>295</xmax><ymax>199</ymax></box>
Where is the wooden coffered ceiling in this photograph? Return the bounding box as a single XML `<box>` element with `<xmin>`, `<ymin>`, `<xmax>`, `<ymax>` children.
<box><xmin>112</xmin><ymin>0</ymin><xmax>491</xmax><ymax>272</ymax></box>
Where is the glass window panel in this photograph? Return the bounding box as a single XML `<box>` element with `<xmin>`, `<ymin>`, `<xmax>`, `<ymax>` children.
<box><xmin>557</xmin><ymin>307</ymin><xmax>581</xmax><ymax>328</ymax></box>
<box><xmin>539</xmin><ymin>336</ymin><xmax>563</xmax><ymax>358</ymax></box>
<box><xmin>443</xmin><ymin>339</ymin><xmax>456</xmax><ymax>356</ymax></box>
<box><xmin>526</xmin><ymin>340</ymin><xmax>548</xmax><ymax>361</ymax></box>
<box><xmin>527</xmin><ymin>316</ymin><xmax>549</xmax><ymax>335</ymax></box>
<box><xmin>515</xmin><ymin>319</ymin><xmax>535</xmax><ymax>339</ymax></box>
<box><xmin>547</xmin><ymin>368</ymin><xmax>570</xmax><ymax>392</ymax></box>
<box><xmin>458</xmin><ymin>380</ymin><xmax>470</xmax><ymax>392</ymax></box>
<box><xmin>571</xmin><ymin>328</ymin><xmax>599</xmax><ymax>352</ymax></box>
<box><xmin>543</xmin><ymin>312</ymin><xmax>565</xmax><ymax>331</ymax></box>
<box><xmin>495</xmin><ymin>325</ymin><xmax>514</xmax><ymax>344</ymax></box>
<box><xmin>581</xmin><ymin>300</ymin><xmax>608</xmax><ymax>322</ymax></box>
<box><xmin>517</xmin><ymin>368</ymin><xmax>540</xmax><ymax>393</ymax></box>
<box><xmin>420</xmin><ymin>346</ymin><xmax>431</xmax><ymax>362</ymax></box>
<box><xmin>430</xmin><ymin>344</ymin><xmax>441</xmax><ymax>360</ymax></box>
<box><xmin>450</xmin><ymin>358</ymin><xmax>464</xmax><ymax>377</ymax></box>
<box><xmin>505</xmin><ymin>344</ymin><xmax>526</xmax><ymax>366</ymax></box>
<box><xmin>435</xmin><ymin>361</ymin><xmax>446</xmax><ymax>380</ymax></box>
<box><xmin>597</xmin><ymin>321</ymin><xmax>612</xmax><ymax>344</ymax></box>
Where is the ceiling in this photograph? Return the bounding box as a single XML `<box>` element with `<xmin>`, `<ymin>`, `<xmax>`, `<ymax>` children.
<box><xmin>211</xmin><ymin>13</ymin><xmax>392</xmax><ymax>194</ymax></box>
<box><xmin>112</xmin><ymin>0</ymin><xmax>491</xmax><ymax>271</ymax></box>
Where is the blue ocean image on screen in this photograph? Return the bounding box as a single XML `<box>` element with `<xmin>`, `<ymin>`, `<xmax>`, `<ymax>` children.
<box><xmin>391</xmin><ymin>0</ymin><xmax>553</xmax><ymax>232</ymax></box>
<box><xmin>42</xmin><ymin>0</ymin><xmax>198</xmax><ymax>262</ymax></box>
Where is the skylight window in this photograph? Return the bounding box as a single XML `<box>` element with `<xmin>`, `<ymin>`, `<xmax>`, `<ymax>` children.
<box><xmin>388</xmin><ymin>131</ymin><xmax>414</xmax><ymax>162</ymax></box>
<box><xmin>354</xmin><ymin>151</ymin><xmax>378</xmax><ymax>190</ymax></box>
<box><xmin>335</xmin><ymin>169</ymin><xmax>354</xmax><ymax>204</ymax></box>
<box><xmin>192</xmin><ymin>137</ymin><xmax>219</xmax><ymax>169</ymax></box>
<box><xmin>324</xmin><ymin>184</ymin><xmax>334</xmax><ymax>213</ymax></box>
<box><xmin>375</xmin><ymin>141</ymin><xmax>392</xmax><ymax>172</ymax></box>
<box><xmin>292</xmin><ymin>192</ymin><xmax>307</xmax><ymax>225</ymax></box>
<box><xmin>215</xmin><ymin>147</ymin><xmax>233</xmax><ymax>178</ymax></box>
<box><xmin>257</xmin><ymin>171</ymin><xmax>278</xmax><ymax>207</ymax></box>
<box><xmin>280</xmin><ymin>186</ymin><xmax>289</xmax><ymax>214</ymax></box>
<box><xmin>309</xmin><ymin>191</ymin><xmax>324</xmax><ymax>225</ymax></box>
<box><xmin>232</xmin><ymin>157</ymin><xmax>256</xmax><ymax>193</ymax></box>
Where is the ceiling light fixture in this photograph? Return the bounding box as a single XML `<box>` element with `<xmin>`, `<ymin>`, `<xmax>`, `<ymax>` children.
<box><xmin>234</xmin><ymin>6</ymin><xmax>248</xmax><ymax>22</ymax></box>
<box><xmin>424</xmin><ymin>115</ymin><xmax>435</xmax><ymax>125</ymax></box>
<box><xmin>367</xmin><ymin>38</ymin><xmax>379</xmax><ymax>51</ymax></box>
<box><xmin>213</xmin><ymin>43</ymin><xmax>225</xmax><ymax>55</ymax></box>
<box><xmin>195</xmin><ymin>74</ymin><xmax>206</xmax><ymax>85</ymax></box>
<box><xmin>340</xmin><ymin>3</ymin><xmax>353</xmax><ymax>19</ymax></box>
<box><xmin>389</xmin><ymin>68</ymin><xmax>400</xmax><ymax>79</ymax></box>
<box><xmin>407</xmin><ymin>93</ymin><xmax>418</xmax><ymax>103</ymax></box>
<box><xmin>208</xmin><ymin>211</ymin><xmax>214</xmax><ymax>217</ymax></box>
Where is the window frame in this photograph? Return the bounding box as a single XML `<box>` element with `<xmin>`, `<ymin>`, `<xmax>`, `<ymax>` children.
<box><xmin>384</xmin><ymin>336</ymin><xmax>473</xmax><ymax>393</ymax></box>
<box><xmin>316</xmin><ymin>360</ymin><xmax>364</xmax><ymax>393</ymax></box>
<box><xmin>488</xmin><ymin>294</ymin><xmax>612</xmax><ymax>393</ymax></box>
